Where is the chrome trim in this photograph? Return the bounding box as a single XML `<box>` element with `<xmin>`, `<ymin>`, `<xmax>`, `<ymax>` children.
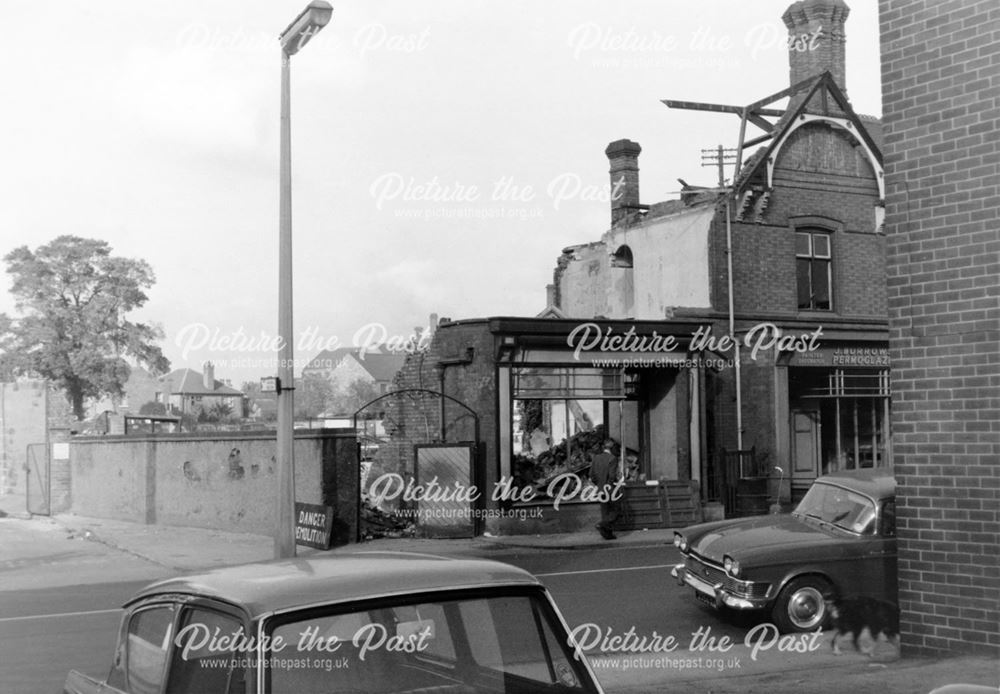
<box><xmin>683</xmin><ymin>566</ymin><xmax>771</xmax><ymax>611</ymax></box>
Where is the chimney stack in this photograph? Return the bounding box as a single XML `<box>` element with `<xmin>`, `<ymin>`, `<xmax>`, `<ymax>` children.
<box><xmin>605</xmin><ymin>139</ymin><xmax>641</xmax><ymax>225</ymax></box>
<box><xmin>782</xmin><ymin>0</ymin><xmax>849</xmax><ymax>105</ymax></box>
<box><xmin>203</xmin><ymin>361</ymin><xmax>215</xmax><ymax>391</ymax></box>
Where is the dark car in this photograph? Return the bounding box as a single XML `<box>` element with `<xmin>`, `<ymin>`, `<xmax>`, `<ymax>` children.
<box><xmin>64</xmin><ymin>551</ymin><xmax>604</xmax><ymax>694</ymax></box>
<box><xmin>672</xmin><ymin>469</ymin><xmax>896</xmax><ymax>633</ymax></box>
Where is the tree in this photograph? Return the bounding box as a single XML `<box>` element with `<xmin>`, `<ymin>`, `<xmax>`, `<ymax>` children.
<box><xmin>294</xmin><ymin>375</ymin><xmax>335</xmax><ymax>419</ymax></box>
<box><xmin>0</xmin><ymin>236</ymin><xmax>170</xmax><ymax>420</ymax></box>
<box><xmin>331</xmin><ymin>378</ymin><xmax>382</xmax><ymax>414</ymax></box>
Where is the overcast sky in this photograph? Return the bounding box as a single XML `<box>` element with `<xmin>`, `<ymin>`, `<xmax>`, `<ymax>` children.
<box><xmin>0</xmin><ymin>0</ymin><xmax>882</xmax><ymax>385</ymax></box>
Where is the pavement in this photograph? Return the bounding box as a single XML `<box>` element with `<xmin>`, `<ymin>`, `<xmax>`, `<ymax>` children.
<box><xmin>1</xmin><ymin>491</ymin><xmax>997</xmax><ymax>693</ymax></box>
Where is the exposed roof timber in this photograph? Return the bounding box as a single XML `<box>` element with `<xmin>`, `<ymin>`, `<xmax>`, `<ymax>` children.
<box><xmin>664</xmin><ymin>72</ymin><xmax>883</xmax><ymax>198</ymax></box>
<box><xmin>662</xmin><ymin>99</ymin><xmax>784</xmax><ymax>121</ymax></box>
<box><xmin>745</xmin><ymin>75</ymin><xmax>820</xmax><ymax>111</ymax></box>
<box><xmin>742</xmin><ymin>132</ymin><xmax>775</xmax><ymax>148</ymax></box>
<box><xmin>746</xmin><ymin>113</ymin><xmax>775</xmax><ymax>133</ymax></box>
<box><xmin>752</xmin><ymin>73</ymin><xmax>884</xmax><ymax>198</ymax></box>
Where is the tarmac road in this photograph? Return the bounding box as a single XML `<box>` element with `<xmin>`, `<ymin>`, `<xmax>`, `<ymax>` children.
<box><xmin>0</xmin><ymin>512</ymin><xmax>996</xmax><ymax>693</ymax></box>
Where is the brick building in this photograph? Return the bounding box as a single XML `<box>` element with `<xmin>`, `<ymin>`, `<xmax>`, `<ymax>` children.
<box><xmin>551</xmin><ymin>0</ymin><xmax>888</xmax><ymax>508</ymax></box>
<box><xmin>376</xmin><ymin>0</ymin><xmax>893</xmax><ymax>534</ymax></box>
<box><xmin>879</xmin><ymin>0</ymin><xmax>1000</xmax><ymax>655</ymax></box>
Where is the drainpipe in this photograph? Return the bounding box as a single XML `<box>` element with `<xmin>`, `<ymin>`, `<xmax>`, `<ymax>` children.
<box><xmin>436</xmin><ymin>364</ymin><xmax>446</xmax><ymax>442</ymax></box>
<box><xmin>725</xmin><ymin>199</ymin><xmax>744</xmax><ymax>450</ymax></box>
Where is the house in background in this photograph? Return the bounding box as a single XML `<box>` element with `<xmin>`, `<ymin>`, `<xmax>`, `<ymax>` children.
<box><xmin>302</xmin><ymin>348</ymin><xmax>406</xmax><ymax>397</ymax></box>
<box><xmin>157</xmin><ymin>362</ymin><xmax>245</xmax><ymax>418</ymax></box>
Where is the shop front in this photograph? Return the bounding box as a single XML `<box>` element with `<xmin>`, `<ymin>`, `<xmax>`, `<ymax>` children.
<box><xmin>776</xmin><ymin>337</ymin><xmax>891</xmax><ymax>502</ymax></box>
<box><xmin>490</xmin><ymin>317</ymin><xmax>704</xmax><ymax>532</ymax></box>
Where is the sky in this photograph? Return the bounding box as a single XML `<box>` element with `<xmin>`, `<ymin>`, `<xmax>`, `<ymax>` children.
<box><xmin>0</xmin><ymin>0</ymin><xmax>882</xmax><ymax>387</ymax></box>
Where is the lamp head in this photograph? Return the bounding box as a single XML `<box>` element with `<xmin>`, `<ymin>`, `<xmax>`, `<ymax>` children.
<box><xmin>280</xmin><ymin>1</ymin><xmax>333</xmax><ymax>55</ymax></box>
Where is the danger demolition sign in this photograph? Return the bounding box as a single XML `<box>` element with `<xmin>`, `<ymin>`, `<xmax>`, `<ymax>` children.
<box><xmin>294</xmin><ymin>502</ymin><xmax>334</xmax><ymax>550</ymax></box>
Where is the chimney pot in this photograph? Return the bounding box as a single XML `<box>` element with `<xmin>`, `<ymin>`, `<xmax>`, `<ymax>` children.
<box><xmin>203</xmin><ymin>362</ymin><xmax>215</xmax><ymax>391</ymax></box>
<box><xmin>605</xmin><ymin>139</ymin><xmax>641</xmax><ymax>225</ymax></box>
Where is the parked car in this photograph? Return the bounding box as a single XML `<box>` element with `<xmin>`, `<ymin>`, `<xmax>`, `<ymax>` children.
<box><xmin>671</xmin><ymin>469</ymin><xmax>896</xmax><ymax>633</ymax></box>
<box><xmin>64</xmin><ymin>551</ymin><xmax>604</xmax><ymax>694</ymax></box>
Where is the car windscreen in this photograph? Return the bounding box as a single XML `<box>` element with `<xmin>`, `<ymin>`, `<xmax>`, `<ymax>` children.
<box><xmin>793</xmin><ymin>482</ymin><xmax>878</xmax><ymax>535</ymax></box>
<box><xmin>263</xmin><ymin>587</ymin><xmax>599</xmax><ymax>694</ymax></box>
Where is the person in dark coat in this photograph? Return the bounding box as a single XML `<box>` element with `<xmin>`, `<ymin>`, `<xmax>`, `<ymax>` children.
<box><xmin>589</xmin><ymin>439</ymin><xmax>619</xmax><ymax>540</ymax></box>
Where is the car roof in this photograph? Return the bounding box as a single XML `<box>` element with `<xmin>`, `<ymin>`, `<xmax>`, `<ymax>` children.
<box><xmin>128</xmin><ymin>551</ymin><xmax>542</xmax><ymax>618</ymax></box>
<box><xmin>815</xmin><ymin>468</ymin><xmax>895</xmax><ymax>500</ymax></box>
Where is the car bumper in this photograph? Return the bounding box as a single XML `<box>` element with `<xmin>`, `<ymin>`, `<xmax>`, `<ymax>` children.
<box><xmin>672</xmin><ymin>562</ymin><xmax>770</xmax><ymax>611</ymax></box>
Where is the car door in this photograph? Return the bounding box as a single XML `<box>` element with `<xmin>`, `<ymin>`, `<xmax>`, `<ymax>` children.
<box><xmin>840</xmin><ymin>498</ymin><xmax>897</xmax><ymax>604</ymax></box>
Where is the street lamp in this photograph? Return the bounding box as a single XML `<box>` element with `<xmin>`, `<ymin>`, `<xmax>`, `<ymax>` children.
<box><xmin>275</xmin><ymin>0</ymin><xmax>333</xmax><ymax>559</ymax></box>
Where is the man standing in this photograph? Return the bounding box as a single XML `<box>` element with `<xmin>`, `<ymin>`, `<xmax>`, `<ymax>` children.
<box><xmin>589</xmin><ymin>439</ymin><xmax>619</xmax><ymax>540</ymax></box>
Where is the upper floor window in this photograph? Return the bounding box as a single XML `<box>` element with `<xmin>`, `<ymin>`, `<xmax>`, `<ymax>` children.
<box><xmin>796</xmin><ymin>231</ymin><xmax>832</xmax><ymax>310</ymax></box>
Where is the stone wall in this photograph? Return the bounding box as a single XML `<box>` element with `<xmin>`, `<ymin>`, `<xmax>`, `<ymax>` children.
<box><xmin>69</xmin><ymin>429</ymin><xmax>358</xmax><ymax>544</ymax></box>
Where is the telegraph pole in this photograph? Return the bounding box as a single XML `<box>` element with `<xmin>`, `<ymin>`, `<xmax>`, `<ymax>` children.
<box><xmin>701</xmin><ymin>145</ymin><xmax>737</xmax><ymax>188</ymax></box>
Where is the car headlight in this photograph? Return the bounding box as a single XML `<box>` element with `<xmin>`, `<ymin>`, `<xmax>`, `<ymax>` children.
<box><xmin>673</xmin><ymin>533</ymin><xmax>688</xmax><ymax>552</ymax></box>
<box><xmin>723</xmin><ymin>555</ymin><xmax>741</xmax><ymax>577</ymax></box>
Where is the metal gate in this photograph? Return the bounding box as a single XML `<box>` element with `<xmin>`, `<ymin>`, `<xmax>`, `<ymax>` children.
<box><xmin>354</xmin><ymin>389</ymin><xmax>481</xmax><ymax>540</ymax></box>
<box><xmin>25</xmin><ymin>443</ymin><xmax>50</xmax><ymax>516</ymax></box>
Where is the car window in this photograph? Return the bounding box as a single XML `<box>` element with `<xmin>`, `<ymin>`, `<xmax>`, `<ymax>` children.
<box><xmin>460</xmin><ymin>594</ymin><xmax>581</xmax><ymax>687</ymax></box>
<box><xmin>795</xmin><ymin>483</ymin><xmax>878</xmax><ymax>534</ymax></box>
<box><xmin>167</xmin><ymin>606</ymin><xmax>247</xmax><ymax>694</ymax></box>
<box><xmin>265</xmin><ymin>591</ymin><xmax>597</xmax><ymax>693</ymax></box>
<box><xmin>125</xmin><ymin>605</ymin><xmax>175</xmax><ymax>694</ymax></box>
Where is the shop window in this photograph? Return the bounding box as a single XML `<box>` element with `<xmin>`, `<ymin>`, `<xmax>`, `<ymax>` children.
<box><xmin>510</xmin><ymin>368</ymin><xmax>618</xmax><ymax>489</ymax></box>
<box><xmin>796</xmin><ymin>230</ymin><xmax>832</xmax><ymax>310</ymax></box>
<box><xmin>790</xmin><ymin>368</ymin><xmax>891</xmax><ymax>474</ymax></box>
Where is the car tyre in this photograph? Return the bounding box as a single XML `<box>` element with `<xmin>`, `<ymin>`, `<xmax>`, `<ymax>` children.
<box><xmin>772</xmin><ymin>576</ymin><xmax>831</xmax><ymax>633</ymax></box>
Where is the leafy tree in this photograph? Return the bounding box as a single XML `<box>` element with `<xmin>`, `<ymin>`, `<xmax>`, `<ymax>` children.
<box><xmin>0</xmin><ymin>236</ymin><xmax>169</xmax><ymax>420</ymax></box>
<box><xmin>207</xmin><ymin>400</ymin><xmax>234</xmax><ymax>422</ymax></box>
<box><xmin>332</xmin><ymin>378</ymin><xmax>382</xmax><ymax>414</ymax></box>
<box><xmin>294</xmin><ymin>374</ymin><xmax>336</xmax><ymax>419</ymax></box>
<box><xmin>138</xmin><ymin>401</ymin><xmax>167</xmax><ymax>416</ymax></box>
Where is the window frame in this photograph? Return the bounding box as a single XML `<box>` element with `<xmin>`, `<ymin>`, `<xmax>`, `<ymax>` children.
<box><xmin>795</xmin><ymin>229</ymin><xmax>834</xmax><ymax>311</ymax></box>
<box><xmin>112</xmin><ymin>598</ymin><xmax>251</xmax><ymax>694</ymax></box>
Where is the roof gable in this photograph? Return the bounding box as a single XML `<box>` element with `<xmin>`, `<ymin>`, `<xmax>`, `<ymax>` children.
<box><xmin>161</xmin><ymin>368</ymin><xmax>242</xmax><ymax>396</ymax></box>
<box><xmin>737</xmin><ymin>72</ymin><xmax>883</xmax><ymax>197</ymax></box>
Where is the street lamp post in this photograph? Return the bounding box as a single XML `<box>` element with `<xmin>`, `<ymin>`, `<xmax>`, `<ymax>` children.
<box><xmin>275</xmin><ymin>1</ymin><xmax>333</xmax><ymax>559</ymax></box>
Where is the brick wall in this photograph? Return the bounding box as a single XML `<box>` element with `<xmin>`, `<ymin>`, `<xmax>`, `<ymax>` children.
<box><xmin>373</xmin><ymin>321</ymin><xmax>496</xmax><ymax>499</ymax></box>
<box><xmin>711</xmin><ymin>123</ymin><xmax>884</xmax><ymax>319</ymax></box>
<box><xmin>879</xmin><ymin>0</ymin><xmax>1000</xmax><ymax>655</ymax></box>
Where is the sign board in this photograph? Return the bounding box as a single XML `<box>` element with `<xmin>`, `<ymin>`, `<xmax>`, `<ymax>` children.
<box><xmin>294</xmin><ymin>502</ymin><xmax>334</xmax><ymax>549</ymax></box>
<box><xmin>787</xmin><ymin>345</ymin><xmax>890</xmax><ymax>368</ymax></box>
<box><xmin>261</xmin><ymin>376</ymin><xmax>280</xmax><ymax>393</ymax></box>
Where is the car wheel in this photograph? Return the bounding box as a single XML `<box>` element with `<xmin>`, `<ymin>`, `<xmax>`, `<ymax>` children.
<box><xmin>772</xmin><ymin>576</ymin><xmax>831</xmax><ymax>633</ymax></box>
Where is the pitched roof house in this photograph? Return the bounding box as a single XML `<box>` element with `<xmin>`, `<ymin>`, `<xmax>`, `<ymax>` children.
<box><xmin>158</xmin><ymin>362</ymin><xmax>245</xmax><ymax>418</ymax></box>
<box><xmin>301</xmin><ymin>348</ymin><xmax>406</xmax><ymax>395</ymax></box>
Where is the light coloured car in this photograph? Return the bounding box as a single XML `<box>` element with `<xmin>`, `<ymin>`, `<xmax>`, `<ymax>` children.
<box><xmin>64</xmin><ymin>551</ymin><xmax>603</xmax><ymax>693</ymax></box>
